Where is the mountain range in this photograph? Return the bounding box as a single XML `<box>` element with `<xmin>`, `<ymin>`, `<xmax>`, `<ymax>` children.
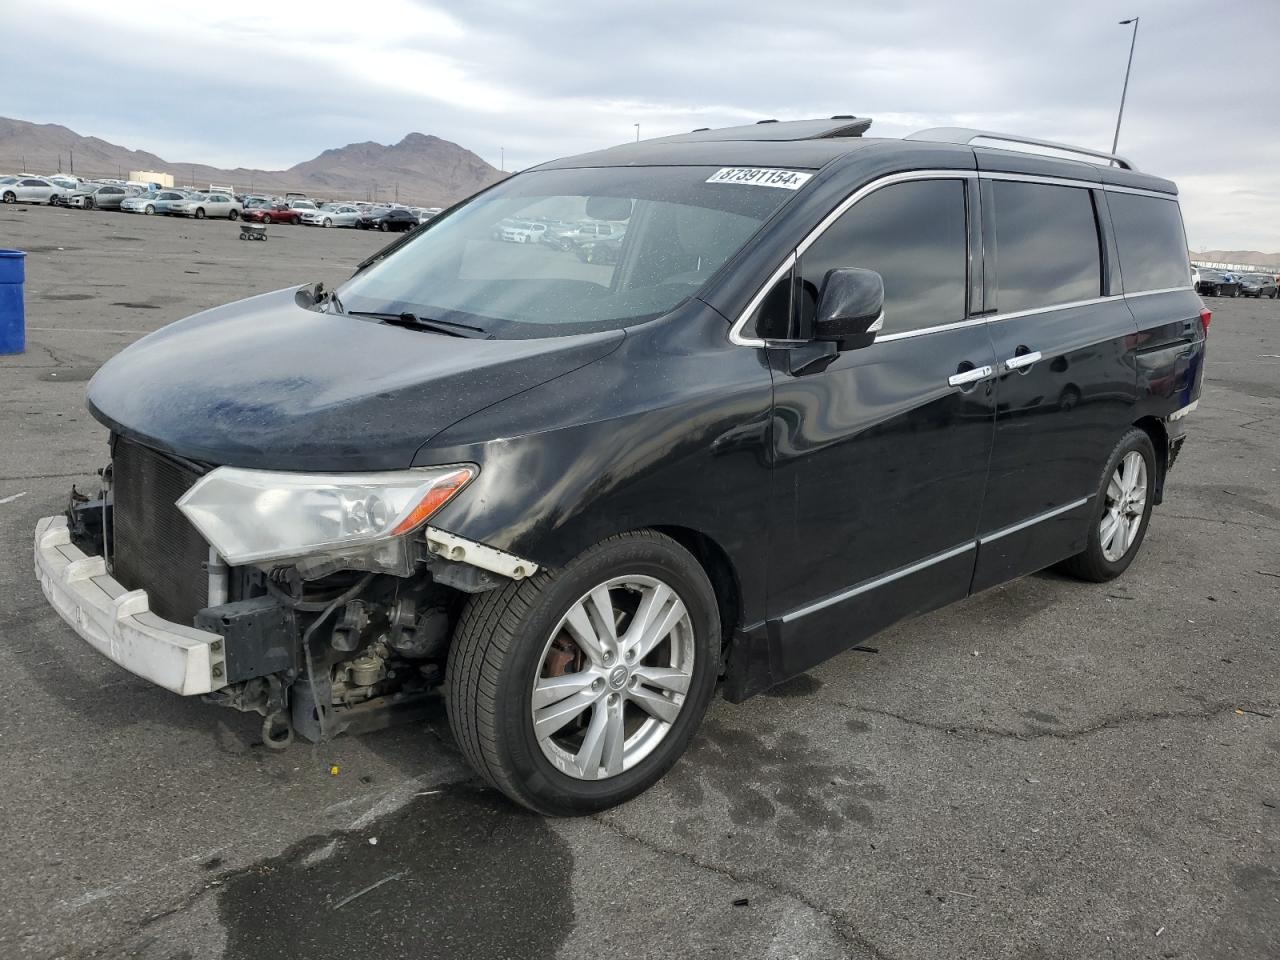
<box><xmin>0</xmin><ymin>117</ymin><xmax>506</xmax><ymax>206</ymax></box>
<box><xmin>1190</xmin><ymin>249</ymin><xmax>1280</xmax><ymax>268</ymax></box>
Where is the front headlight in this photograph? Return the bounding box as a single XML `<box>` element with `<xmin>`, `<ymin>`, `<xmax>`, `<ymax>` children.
<box><xmin>177</xmin><ymin>464</ymin><xmax>475</xmax><ymax>566</ymax></box>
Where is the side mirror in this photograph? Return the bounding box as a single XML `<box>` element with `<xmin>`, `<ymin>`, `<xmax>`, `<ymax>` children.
<box><xmin>814</xmin><ymin>268</ymin><xmax>884</xmax><ymax>349</ymax></box>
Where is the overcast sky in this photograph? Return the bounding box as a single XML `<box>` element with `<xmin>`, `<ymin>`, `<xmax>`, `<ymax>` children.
<box><xmin>6</xmin><ymin>0</ymin><xmax>1279</xmax><ymax>249</ymax></box>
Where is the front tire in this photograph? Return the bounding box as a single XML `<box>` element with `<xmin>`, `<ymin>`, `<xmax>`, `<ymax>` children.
<box><xmin>446</xmin><ymin>531</ymin><xmax>720</xmax><ymax>816</ymax></box>
<box><xmin>144</xmin><ymin>204</ymin><xmax>155</xmax><ymax>215</ymax></box>
<box><xmin>323</xmin><ymin>217</ymin><xmax>332</xmax><ymax>227</ymax></box>
<box><xmin>195</xmin><ymin>207</ymin><xmax>205</xmax><ymax>219</ymax></box>
<box><xmin>1057</xmin><ymin>428</ymin><xmax>1155</xmax><ymax>582</ymax></box>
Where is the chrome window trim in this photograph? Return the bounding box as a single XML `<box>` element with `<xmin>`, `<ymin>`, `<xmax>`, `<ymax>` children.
<box><xmin>728</xmin><ymin>252</ymin><xmax>795</xmax><ymax>347</ymax></box>
<box><xmin>794</xmin><ymin>170</ymin><xmax>979</xmax><ymax>258</ymax></box>
<box><xmin>1125</xmin><ymin>285</ymin><xmax>1195</xmax><ymax>298</ymax></box>
<box><xmin>991</xmin><ymin>294</ymin><xmax>1123</xmax><ymax>322</ymax></box>
<box><xmin>978</xmin><ymin>497</ymin><xmax>1091</xmax><ymax>545</ymax></box>
<box><xmin>729</xmin><ymin>167</ymin><xmax>1186</xmax><ymax>348</ymax></box>
<box><xmin>780</xmin><ymin>542</ymin><xmax>975</xmax><ymax>624</ymax></box>
<box><xmin>975</xmin><ymin>170</ymin><xmax>1176</xmax><ymax>200</ymax></box>
<box><xmin>875</xmin><ymin>315</ymin><xmax>990</xmax><ymax>343</ymax></box>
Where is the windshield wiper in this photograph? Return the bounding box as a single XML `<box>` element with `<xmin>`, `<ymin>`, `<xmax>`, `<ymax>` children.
<box><xmin>345</xmin><ymin>310</ymin><xmax>485</xmax><ymax>338</ymax></box>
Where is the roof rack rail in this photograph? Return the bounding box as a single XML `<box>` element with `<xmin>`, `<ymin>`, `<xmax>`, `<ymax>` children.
<box><xmin>905</xmin><ymin>127</ymin><xmax>1137</xmax><ymax>171</ymax></box>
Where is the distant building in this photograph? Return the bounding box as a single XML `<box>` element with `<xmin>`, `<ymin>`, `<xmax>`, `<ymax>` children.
<box><xmin>129</xmin><ymin>170</ymin><xmax>173</xmax><ymax>188</ymax></box>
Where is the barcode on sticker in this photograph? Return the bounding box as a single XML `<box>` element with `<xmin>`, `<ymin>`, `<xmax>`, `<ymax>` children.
<box><xmin>706</xmin><ymin>168</ymin><xmax>813</xmax><ymax>190</ymax></box>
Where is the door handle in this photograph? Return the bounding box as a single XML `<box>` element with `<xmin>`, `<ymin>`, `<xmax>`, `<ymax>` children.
<box><xmin>948</xmin><ymin>365</ymin><xmax>994</xmax><ymax>387</ymax></box>
<box><xmin>1004</xmin><ymin>350</ymin><xmax>1042</xmax><ymax>371</ymax></box>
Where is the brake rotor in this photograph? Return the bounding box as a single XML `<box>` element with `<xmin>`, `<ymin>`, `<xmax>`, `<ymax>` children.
<box><xmin>543</xmin><ymin>635</ymin><xmax>585</xmax><ymax>678</ymax></box>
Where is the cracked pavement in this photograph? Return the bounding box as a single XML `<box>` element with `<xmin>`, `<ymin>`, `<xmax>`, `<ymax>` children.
<box><xmin>1</xmin><ymin>205</ymin><xmax>1277</xmax><ymax>959</ymax></box>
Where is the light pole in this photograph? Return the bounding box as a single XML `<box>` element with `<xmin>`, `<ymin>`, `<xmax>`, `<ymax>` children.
<box><xmin>634</xmin><ymin>123</ymin><xmax>640</xmax><ymax>142</ymax></box>
<box><xmin>1112</xmin><ymin>17</ymin><xmax>1140</xmax><ymax>155</ymax></box>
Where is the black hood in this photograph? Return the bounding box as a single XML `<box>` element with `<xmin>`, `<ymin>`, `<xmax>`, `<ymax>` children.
<box><xmin>87</xmin><ymin>287</ymin><xmax>624</xmax><ymax>470</ymax></box>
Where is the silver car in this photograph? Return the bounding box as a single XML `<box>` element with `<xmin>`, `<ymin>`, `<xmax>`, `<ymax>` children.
<box><xmin>68</xmin><ymin>184</ymin><xmax>133</xmax><ymax>210</ymax></box>
<box><xmin>170</xmin><ymin>192</ymin><xmax>243</xmax><ymax>220</ymax></box>
<box><xmin>120</xmin><ymin>192</ymin><xmax>162</xmax><ymax>215</ymax></box>
<box><xmin>0</xmin><ymin>176</ymin><xmax>65</xmax><ymax>205</ymax></box>
<box><xmin>300</xmin><ymin>203</ymin><xmax>360</xmax><ymax>227</ymax></box>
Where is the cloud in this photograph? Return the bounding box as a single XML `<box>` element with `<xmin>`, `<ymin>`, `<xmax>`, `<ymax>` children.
<box><xmin>4</xmin><ymin>0</ymin><xmax>1279</xmax><ymax>248</ymax></box>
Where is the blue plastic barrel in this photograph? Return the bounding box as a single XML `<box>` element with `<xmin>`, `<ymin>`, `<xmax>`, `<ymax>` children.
<box><xmin>0</xmin><ymin>249</ymin><xmax>25</xmax><ymax>355</ymax></box>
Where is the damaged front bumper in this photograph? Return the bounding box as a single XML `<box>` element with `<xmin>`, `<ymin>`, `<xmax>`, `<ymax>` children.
<box><xmin>33</xmin><ymin>515</ymin><xmax>228</xmax><ymax>695</ymax></box>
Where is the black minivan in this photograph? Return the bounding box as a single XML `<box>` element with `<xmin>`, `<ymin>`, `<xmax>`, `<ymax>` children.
<box><xmin>36</xmin><ymin>118</ymin><xmax>1206</xmax><ymax>814</ymax></box>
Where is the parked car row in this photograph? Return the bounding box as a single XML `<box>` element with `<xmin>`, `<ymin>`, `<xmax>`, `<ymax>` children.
<box><xmin>489</xmin><ymin>216</ymin><xmax>629</xmax><ymax>261</ymax></box>
<box><xmin>0</xmin><ymin>174</ymin><xmax>446</xmax><ymax>231</ymax></box>
<box><xmin>1194</xmin><ymin>266</ymin><xmax>1279</xmax><ymax>299</ymax></box>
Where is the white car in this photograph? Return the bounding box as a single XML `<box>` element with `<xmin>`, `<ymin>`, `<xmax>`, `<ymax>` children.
<box><xmin>301</xmin><ymin>203</ymin><xmax>360</xmax><ymax>227</ymax></box>
<box><xmin>0</xmin><ymin>176</ymin><xmax>66</xmax><ymax>205</ymax></box>
<box><xmin>46</xmin><ymin>176</ymin><xmax>85</xmax><ymax>203</ymax></box>
<box><xmin>500</xmin><ymin>220</ymin><xmax>547</xmax><ymax>243</ymax></box>
<box><xmin>170</xmin><ymin>192</ymin><xmax>243</xmax><ymax>220</ymax></box>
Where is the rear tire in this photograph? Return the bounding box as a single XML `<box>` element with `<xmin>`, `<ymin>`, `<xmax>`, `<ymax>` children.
<box><xmin>446</xmin><ymin>531</ymin><xmax>720</xmax><ymax>816</ymax></box>
<box><xmin>229</xmin><ymin>209</ymin><xmax>239</xmax><ymax>221</ymax></box>
<box><xmin>292</xmin><ymin>215</ymin><xmax>301</xmax><ymax>225</ymax></box>
<box><xmin>1057</xmin><ymin>428</ymin><xmax>1156</xmax><ymax>582</ymax></box>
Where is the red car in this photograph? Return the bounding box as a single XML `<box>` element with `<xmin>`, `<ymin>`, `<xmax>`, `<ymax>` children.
<box><xmin>242</xmin><ymin>201</ymin><xmax>301</xmax><ymax>225</ymax></box>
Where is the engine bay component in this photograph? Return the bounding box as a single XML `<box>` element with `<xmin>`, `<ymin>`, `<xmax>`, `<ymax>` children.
<box><xmin>347</xmin><ymin>654</ymin><xmax>385</xmax><ymax>687</ymax></box>
<box><xmin>330</xmin><ymin>599</ymin><xmax>372</xmax><ymax>653</ymax></box>
<box><xmin>194</xmin><ymin>595</ymin><xmax>298</xmax><ymax>684</ymax></box>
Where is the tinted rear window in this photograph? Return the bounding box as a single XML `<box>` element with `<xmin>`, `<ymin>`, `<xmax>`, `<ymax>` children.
<box><xmin>991</xmin><ymin>181</ymin><xmax>1101</xmax><ymax>313</ymax></box>
<box><xmin>1107</xmin><ymin>193</ymin><xmax>1190</xmax><ymax>293</ymax></box>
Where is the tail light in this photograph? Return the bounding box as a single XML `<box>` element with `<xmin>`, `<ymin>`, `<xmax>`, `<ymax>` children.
<box><xmin>1199</xmin><ymin>306</ymin><xmax>1212</xmax><ymax>334</ymax></box>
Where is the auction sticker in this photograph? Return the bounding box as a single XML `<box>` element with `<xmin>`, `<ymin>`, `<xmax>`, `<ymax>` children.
<box><xmin>706</xmin><ymin>168</ymin><xmax>813</xmax><ymax>190</ymax></box>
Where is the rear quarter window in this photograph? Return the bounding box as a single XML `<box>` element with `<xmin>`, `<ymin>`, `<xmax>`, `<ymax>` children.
<box><xmin>1106</xmin><ymin>193</ymin><xmax>1191</xmax><ymax>292</ymax></box>
<box><xmin>991</xmin><ymin>180</ymin><xmax>1102</xmax><ymax>313</ymax></box>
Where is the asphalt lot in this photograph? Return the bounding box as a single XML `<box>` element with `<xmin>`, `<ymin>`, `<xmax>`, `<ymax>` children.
<box><xmin>1</xmin><ymin>203</ymin><xmax>1277</xmax><ymax>960</ymax></box>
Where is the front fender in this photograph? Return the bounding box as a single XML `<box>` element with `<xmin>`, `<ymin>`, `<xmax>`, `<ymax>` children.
<box><xmin>417</xmin><ymin>305</ymin><xmax>775</xmax><ymax>627</ymax></box>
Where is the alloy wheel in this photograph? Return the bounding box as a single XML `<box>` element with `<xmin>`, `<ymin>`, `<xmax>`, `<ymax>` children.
<box><xmin>531</xmin><ymin>575</ymin><xmax>694</xmax><ymax>781</ymax></box>
<box><xmin>1101</xmin><ymin>450</ymin><xmax>1147</xmax><ymax>562</ymax></box>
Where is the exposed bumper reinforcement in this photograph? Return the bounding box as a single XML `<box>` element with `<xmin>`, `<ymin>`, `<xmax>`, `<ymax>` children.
<box><xmin>33</xmin><ymin>515</ymin><xmax>226</xmax><ymax>695</ymax></box>
<box><xmin>423</xmin><ymin>526</ymin><xmax>538</xmax><ymax>580</ymax></box>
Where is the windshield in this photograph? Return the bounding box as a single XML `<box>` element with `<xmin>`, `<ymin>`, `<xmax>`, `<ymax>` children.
<box><xmin>338</xmin><ymin>165</ymin><xmax>802</xmax><ymax>336</ymax></box>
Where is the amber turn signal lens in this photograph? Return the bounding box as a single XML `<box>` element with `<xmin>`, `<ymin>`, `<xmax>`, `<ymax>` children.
<box><xmin>390</xmin><ymin>467</ymin><xmax>475</xmax><ymax>535</ymax></box>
